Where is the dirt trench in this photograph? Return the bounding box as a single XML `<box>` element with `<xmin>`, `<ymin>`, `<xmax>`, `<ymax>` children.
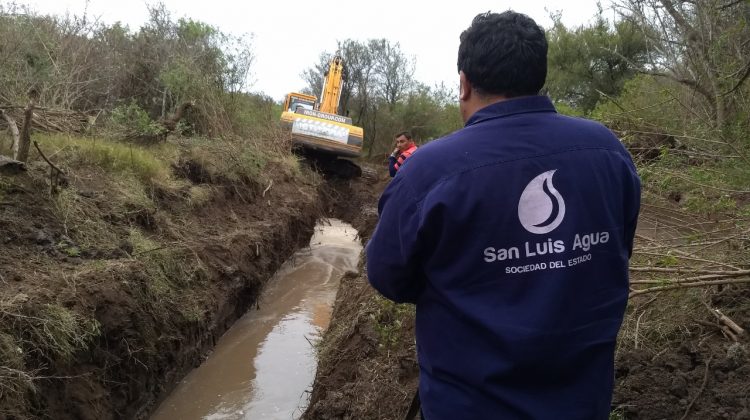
<box><xmin>0</xmin><ymin>157</ymin><xmax>385</xmax><ymax>419</ymax></box>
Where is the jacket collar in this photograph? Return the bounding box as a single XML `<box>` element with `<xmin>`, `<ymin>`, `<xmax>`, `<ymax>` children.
<box><xmin>465</xmin><ymin>95</ymin><xmax>557</xmax><ymax>127</ymax></box>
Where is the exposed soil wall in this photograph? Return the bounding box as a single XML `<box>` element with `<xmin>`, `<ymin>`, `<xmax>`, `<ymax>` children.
<box><xmin>0</xmin><ymin>159</ymin><xmax>324</xmax><ymax>419</ymax></box>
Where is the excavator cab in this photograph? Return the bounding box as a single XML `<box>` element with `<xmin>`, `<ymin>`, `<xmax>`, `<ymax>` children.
<box><xmin>284</xmin><ymin>93</ymin><xmax>316</xmax><ymax>113</ymax></box>
<box><xmin>279</xmin><ymin>56</ymin><xmax>364</xmax><ymax>178</ymax></box>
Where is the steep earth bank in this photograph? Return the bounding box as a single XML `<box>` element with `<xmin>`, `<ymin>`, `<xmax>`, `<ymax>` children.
<box><xmin>0</xmin><ymin>155</ymin><xmax>349</xmax><ymax>419</ymax></box>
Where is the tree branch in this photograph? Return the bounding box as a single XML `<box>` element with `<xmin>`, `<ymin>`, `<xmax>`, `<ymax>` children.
<box><xmin>630</xmin><ymin>267</ymin><xmax>750</xmax><ymax>276</ymax></box>
<box><xmin>629</xmin><ymin>278</ymin><xmax>750</xmax><ymax>297</ymax></box>
<box><xmin>32</xmin><ymin>141</ymin><xmax>64</xmax><ymax>175</ymax></box>
<box><xmin>640</xmin><ymin>70</ymin><xmax>716</xmax><ymax>104</ymax></box>
<box><xmin>659</xmin><ymin>0</ymin><xmax>696</xmax><ymax>37</ymax></box>
<box><xmin>717</xmin><ymin>0</ymin><xmax>745</xmax><ymax>10</ymax></box>
<box><xmin>722</xmin><ymin>61</ymin><xmax>750</xmax><ymax>96</ymax></box>
<box><xmin>631</xmin><ymin>271</ymin><xmax>750</xmax><ymax>284</ymax></box>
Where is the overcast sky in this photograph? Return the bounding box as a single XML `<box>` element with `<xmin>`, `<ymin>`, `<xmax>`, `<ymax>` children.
<box><xmin>22</xmin><ymin>0</ymin><xmax>612</xmax><ymax>101</ymax></box>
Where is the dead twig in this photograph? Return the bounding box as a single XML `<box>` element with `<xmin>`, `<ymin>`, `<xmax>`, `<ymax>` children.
<box><xmin>663</xmin><ymin>169</ymin><xmax>750</xmax><ymax>194</ymax></box>
<box><xmin>262</xmin><ymin>179</ymin><xmax>273</xmax><ymax>197</ymax></box>
<box><xmin>686</xmin><ymin>228</ymin><xmax>750</xmax><ymax>257</ymax></box>
<box><xmin>33</xmin><ymin>141</ymin><xmax>66</xmax><ymax>195</ymax></box>
<box><xmin>634</xmin><ymin>310</ymin><xmax>648</xmax><ymax>350</ymax></box>
<box><xmin>631</xmin><ymin>271</ymin><xmax>750</xmax><ymax>285</ymax></box>
<box><xmin>635</xmin><ymin>251</ymin><xmax>742</xmax><ymax>271</ymax></box>
<box><xmin>679</xmin><ymin>356</ymin><xmax>712</xmax><ymax>420</ymax></box>
<box><xmin>629</xmin><ymin>278</ymin><xmax>750</xmax><ymax>297</ymax></box>
<box><xmin>33</xmin><ymin>141</ymin><xmax>64</xmax><ymax>175</ymax></box>
<box><xmin>630</xmin><ymin>267</ymin><xmax>750</xmax><ymax>276</ymax></box>
<box><xmin>704</xmin><ymin>303</ymin><xmax>745</xmax><ymax>339</ymax></box>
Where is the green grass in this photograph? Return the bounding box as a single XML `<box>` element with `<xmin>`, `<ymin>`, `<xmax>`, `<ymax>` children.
<box><xmin>638</xmin><ymin>154</ymin><xmax>750</xmax><ymax>219</ymax></box>
<box><xmin>182</xmin><ymin>136</ymin><xmax>269</xmax><ymax>184</ymax></box>
<box><xmin>37</xmin><ymin>133</ymin><xmax>175</xmax><ymax>184</ymax></box>
<box><xmin>370</xmin><ymin>295</ymin><xmax>415</xmax><ymax>349</ymax></box>
<box><xmin>9</xmin><ymin>303</ymin><xmax>102</xmax><ymax>363</ymax></box>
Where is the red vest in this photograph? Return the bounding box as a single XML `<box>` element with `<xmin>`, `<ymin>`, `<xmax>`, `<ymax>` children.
<box><xmin>394</xmin><ymin>144</ymin><xmax>418</xmax><ymax>171</ymax></box>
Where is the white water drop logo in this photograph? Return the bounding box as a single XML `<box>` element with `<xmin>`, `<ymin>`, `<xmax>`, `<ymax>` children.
<box><xmin>518</xmin><ymin>170</ymin><xmax>566</xmax><ymax>234</ymax></box>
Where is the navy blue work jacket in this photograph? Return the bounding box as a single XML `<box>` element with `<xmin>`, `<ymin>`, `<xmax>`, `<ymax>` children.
<box><xmin>366</xmin><ymin>95</ymin><xmax>641</xmax><ymax>420</ymax></box>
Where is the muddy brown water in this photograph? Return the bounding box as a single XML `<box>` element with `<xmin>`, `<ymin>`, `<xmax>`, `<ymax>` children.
<box><xmin>151</xmin><ymin>219</ymin><xmax>361</xmax><ymax>420</ymax></box>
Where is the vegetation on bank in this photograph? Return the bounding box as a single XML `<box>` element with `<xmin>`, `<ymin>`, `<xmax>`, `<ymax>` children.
<box><xmin>0</xmin><ymin>5</ymin><xmax>312</xmax><ymax>414</ymax></box>
<box><xmin>0</xmin><ymin>127</ymin><xmax>314</xmax><ymax>416</ymax></box>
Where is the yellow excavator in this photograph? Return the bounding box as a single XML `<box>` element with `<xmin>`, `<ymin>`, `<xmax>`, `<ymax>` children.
<box><xmin>280</xmin><ymin>55</ymin><xmax>363</xmax><ymax>177</ymax></box>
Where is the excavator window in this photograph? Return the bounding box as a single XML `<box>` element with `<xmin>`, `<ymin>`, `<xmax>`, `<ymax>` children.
<box><xmin>289</xmin><ymin>97</ymin><xmax>315</xmax><ymax>113</ymax></box>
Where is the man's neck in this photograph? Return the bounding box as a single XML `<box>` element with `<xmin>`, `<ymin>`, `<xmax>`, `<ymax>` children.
<box><xmin>463</xmin><ymin>94</ymin><xmax>505</xmax><ymax>123</ymax></box>
<box><xmin>464</xmin><ymin>94</ymin><xmax>538</xmax><ymax>123</ymax></box>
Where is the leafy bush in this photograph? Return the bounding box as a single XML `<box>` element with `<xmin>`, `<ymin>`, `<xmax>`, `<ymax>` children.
<box><xmin>109</xmin><ymin>102</ymin><xmax>167</xmax><ymax>140</ymax></box>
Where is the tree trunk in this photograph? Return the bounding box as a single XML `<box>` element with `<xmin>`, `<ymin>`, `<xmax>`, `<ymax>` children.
<box><xmin>1</xmin><ymin>109</ymin><xmax>20</xmax><ymax>158</ymax></box>
<box><xmin>15</xmin><ymin>100</ymin><xmax>35</xmax><ymax>163</ymax></box>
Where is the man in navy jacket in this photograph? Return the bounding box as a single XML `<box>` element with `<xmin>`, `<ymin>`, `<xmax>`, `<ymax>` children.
<box><xmin>366</xmin><ymin>11</ymin><xmax>641</xmax><ymax>420</ymax></box>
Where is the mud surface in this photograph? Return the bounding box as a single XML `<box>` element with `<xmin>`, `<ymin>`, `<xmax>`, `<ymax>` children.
<box><xmin>613</xmin><ymin>201</ymin><xmax>750</xmax><ymax>419</ymax></box>
<box><xmin>613</xmin><ymin>286</ymin><xmax>750</xmax><ymax>420</ymax></box>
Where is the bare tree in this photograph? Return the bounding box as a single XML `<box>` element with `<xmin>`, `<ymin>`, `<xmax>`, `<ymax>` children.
<box><xmin>613</xmin><ymin>0</ymin><xmax>750</xmax><ymax>127</ymax></box>
<box><xmin>371</xmin><ymin>39</ymin><xmax>415</xmax><ymax>109</ymax></box>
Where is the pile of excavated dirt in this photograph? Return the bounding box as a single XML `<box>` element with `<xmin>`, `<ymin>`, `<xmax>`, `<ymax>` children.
<box><xmin>0</xmin><ymin>156</ymin><xmax>324</xmax><ymax>419</ymax></box>
<box><xmin>613</xmin><ymin>287</ymin><xmax>750</xmax><ymax>419</ymax></box>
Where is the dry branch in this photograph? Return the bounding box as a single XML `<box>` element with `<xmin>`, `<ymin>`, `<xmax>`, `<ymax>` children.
<box><xmin>262</xmin><ymin>180</ymin><xmax>273</xmax><ymax>197</ymax></box>
<box><xmin>630</xmin><ymin>267</ymin><xmax>750</xmax><ymax>276</ymax></box>
<box><xmin>33</xmin><ymin>141</ymin><xmax>67</xmax><ymax>194</ymax></box>
<box><xmin>0</xmin><ymin>106</ymin><xmax>93</xmax><ymax>134</ymax></box>
<box><xmin>629</xmin><ymin>278</ymin><xmax>750</xmax><ymax>297</ymax></box>
<box><xmin>32</xmin><ymin>141</ymin><xmax>64</xmax><ymax>175</ymax></box>
<box><xmin>635</xmin><ymin>251</ymin><xmax>743</xmax><ymax>271</ymax></box>
<box><xmin>679</xmin><ymin>356</ymin><xmax>712</xmax><ymax>420</ymax></box>
<box><xmin>630</xmin><ymin>271</ymin><xmax>750</xmax><ymax>285</ymax></box>
<box><xmin>708</xmin><ymin>307</ymin><xmax>745</xmax><ymax>338</ymax></box>
<box><xmin>662</xmin><ymin>169</ymin><xmax>750</xmax><ymax>194</ymax></box>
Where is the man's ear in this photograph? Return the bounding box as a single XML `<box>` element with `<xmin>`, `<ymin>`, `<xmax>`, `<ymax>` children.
<box><xmin>459</xmin><ymin>71</ymin><xmax>471</xmax><ymax>102</ymax></box>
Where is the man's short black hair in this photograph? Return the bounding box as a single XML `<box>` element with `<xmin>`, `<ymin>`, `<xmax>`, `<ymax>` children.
<box><xmin>395</xmin><ymin>131</ymin><xmax>412</xmax><ymax>140</ymax></box>
<box><xmin>457</xmin><ymin>11</ymin><xmax>548</xmax><ymax>98</ymax></box>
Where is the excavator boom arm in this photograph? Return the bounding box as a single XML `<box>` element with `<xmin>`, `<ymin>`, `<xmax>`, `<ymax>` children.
<box><xmin>318</xmin><ymin>56</ymin><xmax>344</xmax><ymax>115</ymax></box>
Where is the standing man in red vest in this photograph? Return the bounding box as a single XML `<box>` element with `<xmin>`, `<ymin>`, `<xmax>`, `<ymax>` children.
<box><xmin>388</xmin><ymin>131</ymin><xmax>418</xmax><ymax>177</ymax></box>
